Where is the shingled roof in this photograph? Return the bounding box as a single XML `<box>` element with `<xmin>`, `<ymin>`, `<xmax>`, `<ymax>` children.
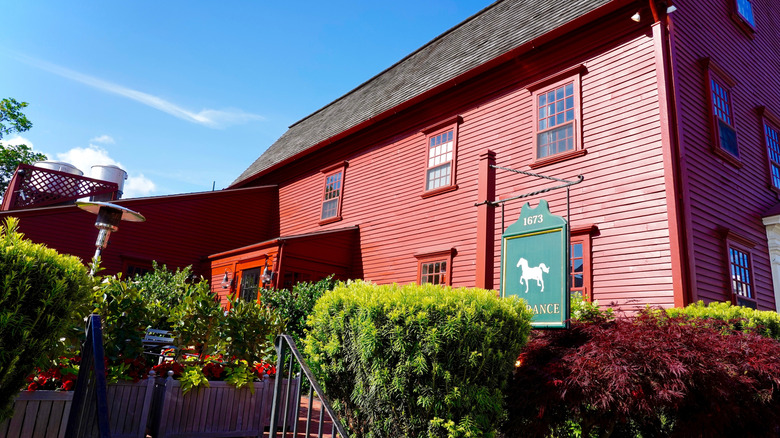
<box><xmin>233</xmin><ymin>0</ymin><xmax>615</xmax><ymax>186</ymax></box>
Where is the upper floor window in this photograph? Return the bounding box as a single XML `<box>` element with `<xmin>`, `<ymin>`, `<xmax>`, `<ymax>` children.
<box><xmin>736</xmin><ymin>0</ymin><xmax>755</xmax><ymax>26</ymax></box>
<box><xmin>702</xmin><ymin>59</ymin><xmax>740</xmax><ymax>165</ymax></box>
<box><xmin>732</xmin><ymin>0</ymin><xmax>756</xmax><ymax>35</ymax></box>
<box><xmin>537</xmin><ymin>82</ymin><xmax>575</xmax><ymax>158</ymax></box>
<box><xmin>528</xmin><ymin>65</ymin><xmax>585</xmax><ymax>168</ymax></box>
<box><xmin>421</xmin><ymin>116</ymin><xmax>462</xmax><ymax>197</ymax></box>
<box><xmin>765</xmin><ymin>121</ymin><xmax>780</xmax><ymax>190</ymax></box>
<box><xmin>319</xmin><ymin>161</ymin><xmax>347</xmax><ymax>225</ymax></box>
<box><xmin>760</xmin><ymin>107</ymin><xmax>780</xmax><ymax>191</ymax></box>
<box><xmin>427</xmin><ymin>129</ymin><xmax>454</xmax><ymax>191</ymax></box>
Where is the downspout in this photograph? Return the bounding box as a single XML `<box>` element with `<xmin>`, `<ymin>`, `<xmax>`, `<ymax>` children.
<box><xmin>650</xmin><ymin>0</ymin><xmax>694</xmax><ymax>306</ymax></box>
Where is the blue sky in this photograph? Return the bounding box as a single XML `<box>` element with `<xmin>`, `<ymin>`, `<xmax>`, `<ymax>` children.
<box><xmin>1</xmin><ymin>1</ymin><xmax>489</xmax><ymax>198</ymax></box>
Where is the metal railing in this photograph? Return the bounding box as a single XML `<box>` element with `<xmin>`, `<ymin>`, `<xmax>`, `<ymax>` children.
<box><xmin>268</xmin><ymin>334</ymin><xmax>349</xmax><ymax>438</ymax></box>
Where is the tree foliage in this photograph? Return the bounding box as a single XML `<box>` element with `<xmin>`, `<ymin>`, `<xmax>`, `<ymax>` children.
<box><xmin>0</xmin><ymin>98</ymin><xmax>46</xmax><ymax>197</ymax></box>
<box><xmin>0</xmin><ymin>98</ymin><xmax>32</xmax><ymax>140</ymax></box>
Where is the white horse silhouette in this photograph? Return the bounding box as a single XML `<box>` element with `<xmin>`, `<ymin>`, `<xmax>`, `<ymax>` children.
<box><xmin>516</xmin><ymin>257</ymin><xmax>550</xmax><ymax>293</ymax></box>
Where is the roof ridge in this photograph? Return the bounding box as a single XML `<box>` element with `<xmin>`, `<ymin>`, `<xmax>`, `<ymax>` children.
<box><xmin>288</xmin><ymin>0</ymin><xmax>504</xmax><ymax>129</ymax></box>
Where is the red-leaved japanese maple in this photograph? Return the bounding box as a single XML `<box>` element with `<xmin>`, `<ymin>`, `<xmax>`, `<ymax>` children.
<box><xmin>503</xmin><ymin>310</ymin><xmax>780</xmax><ymax>437</ymax></box>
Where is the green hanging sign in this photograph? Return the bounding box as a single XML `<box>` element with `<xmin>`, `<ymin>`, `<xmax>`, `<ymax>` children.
<box><xmin>501</xmin><ymin>200</ymin><xmax>569</xmax><ymax>329</ymax></box>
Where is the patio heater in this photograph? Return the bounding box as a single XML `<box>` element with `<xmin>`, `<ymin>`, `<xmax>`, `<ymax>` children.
<box><xmin>76</xmin><ymin>201</ymin><xmax>145</xmax><ymax>275</ymax></box>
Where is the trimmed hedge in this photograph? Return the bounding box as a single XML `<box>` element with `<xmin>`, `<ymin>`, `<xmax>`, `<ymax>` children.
<box><xmin>666</xmin><ymin>300</ymin><xmax>780</xmax><ymax>340</ymax></box>
<box><xmin>304</xmin><ymin>281</ymin><xmax>533</xmax><ymax>438</ymax></box>
<box><xmin>0</xmin><ymin>218</ymin><xmax>90</xmax><ymax>421</ymax></box>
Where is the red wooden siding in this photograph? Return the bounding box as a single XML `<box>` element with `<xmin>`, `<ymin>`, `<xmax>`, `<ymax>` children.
<box><xmin>241</xmin><ymin>11</ymin><xmax>677</xmax><ymax>310</ymax></box>
<box><xmin>669</xmin><ymin>0</ymin><xmax>780</xmax><ymax>309</ymax></box>
<box><xmin>0</xmin><ymin>186</ymin><xmax>279</xmax><ymax>278</ymax></box>
<box><xmin>208</xmin><ymin>227</ymin><xmax>357</xmax><ymax>306</ymax></box>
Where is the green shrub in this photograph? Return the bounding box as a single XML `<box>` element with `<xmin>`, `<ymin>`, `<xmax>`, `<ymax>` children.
<box><xmin>570</xmin><ymin>292</ymin><xmax>613</xmax><ymax>323</ymax></box>
<box><xmin>263</xmin><ymin>276</ymin><xmax>335</xmax><ymax>343</ymax></box>
<box><xmin>0</xmin><ymin>218</ymin><xmax>91</xmax><ymax>421</ymax></box>
<box><xmin>167</xmin><ymin>281</ymin><xmax>223</xmax><ymax>358</ymax></box>
<box><xmin>304</xmin><ymin>281</ymin><xmax>533</xmax><ymax>438</ymax></box>
<box><xmin>132</xmin><ymin>262</ymin><xmax>205</xmax><ymax>329</ymax></box>
<box><xmin>666</xmin><ymin>300</ymin><xmax>780</xmax><ymax>340</ymax></box>
<box><xmin>212</xmin><ymin>295</ymin><xmax>282</xmax><ymax>363</ymax></box>
<box><xmin>91</xmin><ymin>275</ymin><xmax>152</xmax><ymax>363</ymax></box>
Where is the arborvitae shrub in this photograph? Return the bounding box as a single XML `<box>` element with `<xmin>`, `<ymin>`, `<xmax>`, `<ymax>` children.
<box><xmin>504</xmin><ymin>309</ymin><xmax>780</xmax><ymax>437</ymax></box>
<box><xmin>304</xmin><ymin>281</ymin><xmax>533</xmax><ymax>438</ymax></box>
<box><xmin>0</xmin><ymin>218</ymin><xmax>91</xmax><ymax>421</ymax></box>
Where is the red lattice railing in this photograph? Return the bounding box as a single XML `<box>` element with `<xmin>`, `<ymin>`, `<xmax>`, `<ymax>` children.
<box><xmin>1</xmin><ymin>164</ymin><xmax>119</xmax><ymax>211</ymax></box>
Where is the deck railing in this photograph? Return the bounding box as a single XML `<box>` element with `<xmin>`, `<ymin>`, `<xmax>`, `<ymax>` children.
<box><xmin>268</xmin><ymin>335</ymin><xmax>349</xmax><ymax>438</ymax></box>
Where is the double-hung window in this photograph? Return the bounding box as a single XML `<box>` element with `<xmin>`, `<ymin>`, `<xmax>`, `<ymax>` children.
<box><xmin>421</xmin><ymin>116</ymin><xmax>462</xmax><ymax>197</ymax></box>
<box><xmin>725</xmin><ymin>232</ymin><xmax>756</xmax><ymax>309</ymax></box>
<box><xmin>319</xmin><ymin>161</ymin><xmax>347</xmax><ymax>224</ymax></box>
<box><xmin>760</xmin><ymin>107</ymin><xmax>780</xmax><ymax>191</ymax></box>
<box><xmin>702</xmin><ymin>58</ymin><xmax>740</xmax><ymax>165</ymax></box>
<box><xmin>732</xmin><ymin>0</ymin><xmax>756</xmax><ymax>35</ymax></box>
<box><xmin>528</xmin><ymin>66</ymin><xmax>585</xmax><ymax>167</ymax></box>
<box><xmin>766</xmin><ymin>122</ymin><xmax>780</xmax><ymax>190</ymax></box>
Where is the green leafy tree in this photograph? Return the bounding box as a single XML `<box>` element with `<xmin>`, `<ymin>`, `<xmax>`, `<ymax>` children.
<box><xmin>0</xmin><ymin>98</ymin><xmax>32</xmax><ymax>139</ymax></box>
<box><xmin>0</xmin><ymin>98</ymin><xmax>46</xmax><ymax>196</ymax></box>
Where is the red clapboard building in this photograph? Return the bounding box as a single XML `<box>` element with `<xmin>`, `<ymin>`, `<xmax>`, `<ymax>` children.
<box><xmin>3</xmin><ymin>0</ymin><xmax>780</xmax><ymax>312</ymax></box>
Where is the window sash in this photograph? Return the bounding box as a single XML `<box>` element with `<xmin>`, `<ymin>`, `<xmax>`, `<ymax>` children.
<box><xmin>736</xmin><ymin>0</ymin><xmax>755</xmax><ymax>27</ymax></box>
<box><xmin>425</xmin><ymin>130</ymin><xmax>454</xmax><ymax>191</ymax></box>
<box><xmin>320</xmin><ymin>171</ymin><xmax>343</xmax><ymax>220</ymax></box>
<box><xmin>532</xmin><ymin>76</ymin><xmax>580</xmax><ymax>161</ymax></box>
<box><xmin>239</xmin><ymin>267</ymin><xmax>261</xmax><ymax>303</ymax></box>
<box><xmin>420</xmin><ymin>260</ymin><xmax>447</xmax><ymax>285</ymax></box>
<box><xmin>766</xmin><ymin>122</ymin><xmax>780</xmax><ymax>189</ymax></box>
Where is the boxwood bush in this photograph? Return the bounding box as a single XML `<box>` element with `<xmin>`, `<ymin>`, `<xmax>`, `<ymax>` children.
<box><xmin>304</xmin><ymin>281</ymin><xmax>533</xmax><ymax>438</ymax></box>
<box><xmin>0</xmin><ymin>218</ymin><xmax>91</xmax><ymax>421</ymax></box>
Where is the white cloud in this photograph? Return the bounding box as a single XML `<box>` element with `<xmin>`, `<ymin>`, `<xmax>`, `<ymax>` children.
<box><xmin>90</xmin><ymin>135</ymin><xmax>115</xmax><ymax>144</ymax></box>
<box><xmin>1</xmin><ymin>135</ymin><xmax>35</xmax><ymax>149</ymax></box>
<box><xmin>56</xmin><ymin>145</ymin><xmax>157</xmax><ymax>199</ymax></box>
<box><xmin>125</xmin><ymin>175</ymin><xmax>157</xmax><ymax>198</ymax></box>
<box><xmin>19</xmin><ymin>55</ymin><xmax>264</xmax><ymax>129</ymax></box>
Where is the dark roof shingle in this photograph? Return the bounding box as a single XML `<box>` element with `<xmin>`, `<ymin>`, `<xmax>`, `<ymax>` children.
<box><xmin>233</xmin><ymin>0</ymin><xmax>612</xmax><ymax>185</ymax></box>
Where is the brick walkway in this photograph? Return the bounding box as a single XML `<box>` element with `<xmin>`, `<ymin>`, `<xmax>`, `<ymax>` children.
<box><xmin>264</xmin><ymin>395</ymin><xmax>336</xmax><ymax>438</ymax></box>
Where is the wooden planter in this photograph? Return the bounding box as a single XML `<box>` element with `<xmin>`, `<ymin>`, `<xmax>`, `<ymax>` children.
<box><xmin>149</xmin><ymin>376</ymin><xmax>299</xmax><ymax>438</ymax></box>
<box><xmin>0</xmin><ymin>377</ymin><xmax>155</xmax><ymax>438</ymax></box>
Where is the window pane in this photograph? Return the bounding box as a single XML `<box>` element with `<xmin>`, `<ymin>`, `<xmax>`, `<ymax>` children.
<box><xmin>736</xmin><ymin>0</ymin><xmax>755</xmax><ymax>26</ymax></box>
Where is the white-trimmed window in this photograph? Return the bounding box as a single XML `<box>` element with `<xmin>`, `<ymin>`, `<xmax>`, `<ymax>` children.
<box><xmin>421</xmin><ymin>116</ymin><xmax>462</xmax><ymax>197</ymax></box>
<box><xmin>319</xmin><ymin>161</ymin><xmax>347</xmax><ymax>224</ymax></box>
<box><xmin>528</xmin><ymin>65</ymin><xmax>585</xmax><ymax>168</ymax></box>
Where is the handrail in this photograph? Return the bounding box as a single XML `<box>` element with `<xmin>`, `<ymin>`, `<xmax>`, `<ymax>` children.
<box><xmin>268</xmin><ymin>334</ymin><xmax>349</xmax><ymax>437</ymax></box>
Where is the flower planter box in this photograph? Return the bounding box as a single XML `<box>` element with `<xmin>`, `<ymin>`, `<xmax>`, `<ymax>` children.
<box><xmin>0</xmin><ymin>378</ymin><xmax>155</xmax><ymax>438</ymax></box>
<box><xmin>149</xmin><ymin>376</ymin><xmax>299</xmax><ymax>438</ymax></box>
